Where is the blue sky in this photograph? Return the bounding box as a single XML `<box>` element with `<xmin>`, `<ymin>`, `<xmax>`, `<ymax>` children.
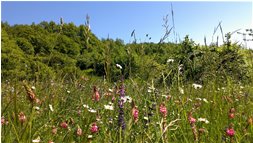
<box><xmin>1</xmin><ymin>1</ymin><xmax>252</xmax><ymax>48</ymax></box>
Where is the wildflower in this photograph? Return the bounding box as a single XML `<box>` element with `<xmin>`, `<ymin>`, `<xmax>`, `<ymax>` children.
<box><xmin>52</xmin><ymin>126</ymin><xmax>57</xmax><ymax>135</ymax></box>
<box><xmin>203</xmin><ymin>98</ymin><xmax>208</xmax><ymax>103</ymax></box>
<box><xmin>143</xmin><ymin>116</ymin><xmax>149</xmax><ymax>120</ymax></box>
<box><xmin>32</xmin><ymin>136</ymin><xmax>40</xmax><ymax>143</ymax></box>
<box><xmin>34</xmin><ymin>106</ymin><xmax>40</xmax><ymax>111</ymax></box>
<box><xmin>88</xmin><ymin>135</ymin><xmax>93</xmax><ymax>139</ymax></box>
<box><xmin>230</xmin><ymin>108</ymin><xmax>235</xmax><ymax>113</ymax></box>
<box><xmin>229</xmin><ymin>113</ymin><xmax>235</xmax><ymax>119</ymax></box>
<box><xmin>83</xmin><ymin>104</ymin><xmax>89</xmax><ymax>109</ymax></box>
<box><xmin>60</xmin><ymin>121</ymin><xmax>68</xmax><ymax>129</ymax></box>
<box><xmin>88</xmin><ymin>108</ymin><xmax>97</xmax><ymax>113</ymax></box>
<box><xmin>92</xmin><ymin>86</ymin><xmax>100</xmax><ymax>101</ymax></box>
<box><xmin>1</xmin><ymin>116</ymin><xmax>5</xmax><ymax>125</ymax></box>
<box><xmin>197</xmin><ymin>118</ymin><xmax>209</xmax><ymax>124</ymax></box>
<box><xmin>35</xmin><ymin>98</ymin><xmax>41</xmax><ymax>104</ymax></box>
<box><xmin>118</xmin><ymin>82</ymin><xmax>126</xmax><ymax>130</ymax></box>
<box><xmin>228</xmin><ymin>108</ymin><xmax>235</xmax><ymax>119</ymax></box>
<box><xmin>162</xmin><ymin>95</ymin><xmax>168</xmax><ymax>98</ymax></box>
<box><xmin>179</xmin><ymin>87</ymin><xmax>184</xmax><ymax>94</ymax></box>
<box><xmin>49</xmin><ymin>104</ymin><xmax>54</xmax><ymax>112</ymax></box>
<box><xmin>189</xmin><ymin>117</ymin><xmax>196</xmax><ymax>124</ymax></box>
<box><xmin>23</xmin><ymin>82</ymin><xmax>36</xmax><ymax>102</ymax></box>
<box><xmin>116</xmin><ymin>64</ymin><xmax>122</xmax><ymax>69</ymax></box>
<box><xmin>159</xmin><ymin>103</ymin><xmax>167</xmax><ymax>117</ymax></box>
<box><xmin>67</xmin><ymin>90</ymin><xmax>70</xmax><ymax>94</ymax></box>
<box><xmin>90</xmin><ymin>123</ymin><xmax>99</xmax><ymax>133</ymax></box>
<box><xmin>31</xmin><ymin>86</ymin><xmax>36</xmax><ymax>90</ymax></box>
<box><xmin>192</xmin><ymin>83</ymin><xmax>202</xmax><ymax>89</ymax></box>
<box><xmin>167</xmin><ymin>58</ymin><xmax>174</xmax><ymax>63</ymax></box>
<box><xmin>226</xmin><ymin>128</ymin><xmax>235</xmax><ymax>137</ymax></box>
<box><xmin>132</xmin><ymin>106</ymin><xmax>139</xmax><ymax>123</ymax></box>
<box><xmin>178</xmin><ymin>64</ymin><xmax>184</xmax><ymax>74</ymax></box>
<box><xmin>121</xmin><ymin>96</ymin><xmax>132</xmax><ymax>103</ymax></box>
<box><xmin>188</xmin><ymin>112</ymin><xmax>198</xmax><ymax>141</ymax></box>
<box><xmin>76</xmin><ymin>127</ymin><xmax>82</xmax><ymax>136</ymax></box>
<box><xmin>104</xmin><ymin>104</ymin><xmax>114</xmax><ymax>110</ymax></box>
<box><xmin>18</xmin><ymin>112</ymin><xmax>26</xmax><ymax>123</ymax></box>
<box><xmin>112</xmin><ymin>96</ymin><xmax>115</xmax><ymax>102</ymax></box>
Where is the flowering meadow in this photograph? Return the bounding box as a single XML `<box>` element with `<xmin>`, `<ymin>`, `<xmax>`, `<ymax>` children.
<box><xmin>1</xmin><ymin>75</ymin><xmax>253</xmax><ymax>143</ymax></box>
<box><xmin>1</xmin><ymin>20</ymin><xmax>253</xmax><ymax>142</ymax></box>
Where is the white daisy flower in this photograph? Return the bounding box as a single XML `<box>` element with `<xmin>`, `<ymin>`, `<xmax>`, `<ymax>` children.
<box><xmin>49</xmin><ymin>104</ymin><xmax>54</xmax><ymax>112</ymax></box>
<box><xmin>83</xmin><ymin>104</ymin><xmax>89</xmax><ymax>109</ymax></box>
<box><xmin>192</xmin><ymin>83</ymin><xmax>202</xmax><ymax>89</ymax></box>
<box><xmin>32</xmin><ymin>136</ymin><xmax>40</xmax><ymax>142</ymax></box>
<box><xmin>116</xmin><ymin>64</ymin><xmax>122</xmax><ymax>69</ymax></box>
<box><xmin>31</xmin><ymin>86</ymin><xmax>36</xmax><ymax>90</ymax></box>
<box><xmin>88</xmin><ymin>108</ymin><xmax>96</xmax><ymax>113</ymax></box>
<box><xmin>197</xmin><ymin>118</ymin><xmax>209</xmax><ymax>124</ymax></box>
<box><xmin>104</xmin><ymin>105</ymin><xmax>114</xmax><ymax>110</ymax></box>
<box><xmin>88</xmin><ymin>135</ymin><xmax>93</xmax><ymax>139</ymax></box>
<box><xmin>167</xmin><ymin>59</ymin><xmax>174</xmax><ymax>63</ymax></box>
<box><xmin>202</xmin><ymin>98</ymin><xmax>208</xmax><ymax>103</ymax></box>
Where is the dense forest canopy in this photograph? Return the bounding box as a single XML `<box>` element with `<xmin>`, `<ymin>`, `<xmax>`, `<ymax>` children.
<box><xmin>1</xmin><ymin>21</ymin><xmax>253</xmax><ymax>85</ymax></box>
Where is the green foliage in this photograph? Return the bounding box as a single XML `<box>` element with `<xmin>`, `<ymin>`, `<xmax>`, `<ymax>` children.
<box><xmin>1</xmin><ymin>21</ymin><xmax>252</xmax><ymax>85</ymax></box>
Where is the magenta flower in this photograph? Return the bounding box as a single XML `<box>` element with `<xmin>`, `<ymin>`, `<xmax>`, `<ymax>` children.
<box><xmin>159</xmin><ymin>103</ymin><xmax>167</xmax><ymax>117</ymax></box>
<box><xmin>90</xmin><ymin>123</ymin><xmax>99</xmax><ymax>133</ymax></box>
<box><xmin>60</xmin><ymin>121</ymin><xmax>68</xmax><ymax>129</ymax></box>
<box><xmin>132</xmin><ymin>106</ymin><xmax>139</xmax><ymax>122</ymax></box>
<box><xmin>189</xmin><ymin>117</ymin><xmax>196</xmax><ymax>124</ymax></box>
<box><xmin>226</xmin><ymin>128</ymin><xmax>235</xmax><ymax>137</ymax></box>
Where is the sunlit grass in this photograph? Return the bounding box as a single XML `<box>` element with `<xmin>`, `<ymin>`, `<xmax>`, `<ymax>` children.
<box><xmin>1</xmin><ymin>77</ymin><xmax>253</xmax><ymax>142</ymax></box>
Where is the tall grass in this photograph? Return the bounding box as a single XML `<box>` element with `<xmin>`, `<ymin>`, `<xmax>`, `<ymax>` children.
<box><xmin>1</xmin><ymin>76</ymin><xmax>253</xmax><ymax>142</ymax></box>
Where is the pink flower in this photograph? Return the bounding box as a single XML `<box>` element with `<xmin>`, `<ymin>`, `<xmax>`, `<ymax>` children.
<box><xmin>90</xmin><ymin>123</ymin><xmax>99</xmax><ymax>133</ymax></box>
<box><xmin>18</xmin><ymin>112</ymin><xmax>26</xmax><ymax>123</ymax></box>
<box><xmin>189</xmin><ymin>117</ymin><xmax>196</xmax><ymax>124</ymax></box>
<box><xmin>226</xmin><ymin>128</ymin><xmax>235</xmax><ymax>137</ymax></box>
<box><xmin>132</xmin><ymin>107</ymin><xmax>139</xmax><ymax>122</ymax></box>
<box><xmin>60</xmin><ymin>121</ymin><xmax>68</xmax><ymax>129</ymax></box>
<box><xmin>76</xmin><ymin>127</ymin><xmax>82</xmax><ymax>136</ymax></box>
<box><xmin>1</xmin><ymin>117</ymin><xmax>5</xmax><ymax>125</ymax></box>
<box><xmin>112</xmin><ymin>96</ymin><xmax>116</xmax><ymax>102</ymax></box>
<box><xmin>188</xmin><ymin>112</ymin><xmax>196</xmax><ymax>124</ymax></box>
<box><xmin>92</xmin><ymin>86</ymin><xmax>100</xmax><ymax>101</ymax></box>
<box><xmin>159</xmin><ymin>103</ymin><xmax>167</xmax><ymax>117</ymax></box>
<box><xmin>229</xmin><ymin>113</ymin><xmax>235</xmax><ymax>119</ymax></box>
<box><xmin>52</xmin><ymin>126</ymin><xmax>57</xmax><ymax>134</ymax></box>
